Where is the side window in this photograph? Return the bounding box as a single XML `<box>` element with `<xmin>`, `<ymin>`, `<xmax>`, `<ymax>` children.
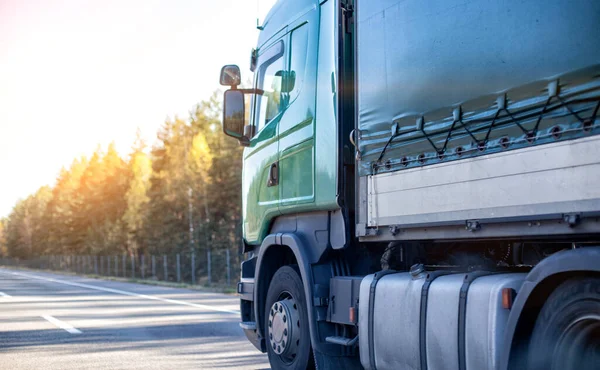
<box><xmin>256</xmin><ymin>45</ymin><xmax>285</xmax><ymax>132</ymax></box>
<box><xmin>288</xmin><ymin>24</ymin><xmax>309</xmax><ymax>102</ymax></box>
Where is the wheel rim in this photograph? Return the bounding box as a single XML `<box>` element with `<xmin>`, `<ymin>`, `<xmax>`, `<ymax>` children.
<box><xmin>267</xmin><ymin>292</ymin><xmax>302</xmax><ymax>364</ymax></box>
<box><xmin>553</xmin><ymin>314</ymin><xmax>600</xmax><ymax>370</ymax></box>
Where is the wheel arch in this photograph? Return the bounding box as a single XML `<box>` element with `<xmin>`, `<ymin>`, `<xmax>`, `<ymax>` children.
<box><xmin>500</xmin><ymin>247</ymin><xmax>600</xmax><ymax>370</ymax></box>
<box><xmin>254</xmin><ymin>232</ymin><xmax>339</xmax><ymax>356</ymax></box>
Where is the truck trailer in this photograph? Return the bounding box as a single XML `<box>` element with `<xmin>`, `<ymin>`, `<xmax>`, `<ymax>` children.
<box><xmin>219</xmin><ymin>0</ymin><xmax>600</xmax><ymax>369</ymax></box>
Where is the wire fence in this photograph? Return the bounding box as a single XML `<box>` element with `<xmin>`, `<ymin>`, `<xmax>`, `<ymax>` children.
<box><xmin>0</xmin><ymin>249</ymin><xmax>242</xmax><ymax>289</ymax></box>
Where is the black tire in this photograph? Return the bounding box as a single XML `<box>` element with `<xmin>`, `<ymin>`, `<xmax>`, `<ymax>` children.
<box><xmin>528</xmin><ymin>277</ymin><xmax>600</xmax><ymax>370</ymax></box>
<box><xmin>265</xmin><ymin>265</ymin><xmax>315</xmax><ymax>370</ymax></box>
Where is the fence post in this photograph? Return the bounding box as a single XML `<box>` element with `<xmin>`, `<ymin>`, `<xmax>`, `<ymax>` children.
<box><xmin>176</xmin><ymin>254</ymin><xmax>181</xmax><ymax>282</ymax></box>
<box><xmin>191</xmin><ymin>252</ymin><xmax>196</xmax><ymax>285</ymax></box>
<box><xmin>163</xmin><ymin>255</ymin><xmax>168</xmax><ymax>281</ymax></box>
<box><xmin>94</xmin><ymin>256</ymin><xmax>99</xmax><ymax>275</ymax></box>
<box><xmin>131</xmin><ymin>255</ymin><xmax>135</xmax><ymax>279</ymax></box>
<box><xmin>115</xmin><ymin>256</ymin><xmax>118</xmax><ymax>277</ymax></box>
<box><xmin>107</xmin><ymin>255</ymin><xmax>111</xmax><ymax>276</ymax></box>
<box><xmin>141</xmin><ymin>255</ymin><xmax>145</xmax><ymax>279</ymax></box>
<box><xmin>226</xmin><ymin>248</ymin><xmax>231</xmax><ymax>286</ymax></box>
<box><xmin>207</xmin><ymin>249</ymin><xmax>212</xmax><ymax>286</ymax></box>
<box><xmin>152</xmin><ymin>255</ymin><xmax>156</xmax><ymax>280</ymax></box>
<box><xmin>123</xmin><ymin>255</ymin><xmax>126</xmax><ymax>277</ymax></box>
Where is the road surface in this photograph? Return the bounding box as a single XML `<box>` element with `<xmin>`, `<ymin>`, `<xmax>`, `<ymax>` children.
<box><xmin>0</xmin><ymin>268</ymin><xmax>269</xmax><ymax>369</ymax></box>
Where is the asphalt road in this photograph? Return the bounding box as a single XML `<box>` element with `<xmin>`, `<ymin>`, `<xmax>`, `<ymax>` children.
<box><xmin>0</xmin><ymin>268</ymin><xmax>269</xmax><ymax>369</ymax></box>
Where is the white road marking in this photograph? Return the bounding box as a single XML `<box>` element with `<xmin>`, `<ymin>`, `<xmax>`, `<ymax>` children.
<box><xmin>0</xmin><ymin>292</ymin><xmax>11</xmax><ymax>297</ymax></box>
<box><xmin>1</xmin><ymin>270</ymin><xmax>239</xmax><ymax>315</ymax></box>
<box><xmin>42</xmin><ymin>314</ymin><xmax>82</xmax><ymax>334</ymax></box>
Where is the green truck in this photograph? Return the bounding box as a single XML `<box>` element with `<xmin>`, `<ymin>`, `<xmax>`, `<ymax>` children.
<box><xmin>219</xmin><ymin>0</ymin><xmax>600</xmax><ymax>369</ymax></box>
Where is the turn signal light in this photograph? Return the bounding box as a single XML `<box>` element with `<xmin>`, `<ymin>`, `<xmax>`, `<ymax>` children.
<box><xmin>349</xmin><ymin>307</ymin><xmax>357</xmax><ymax>324</ymax></box>
<box><xmin>502</xmin><ymin>288</ymin><xmax>516</xmax><ymax>309</ymax></box>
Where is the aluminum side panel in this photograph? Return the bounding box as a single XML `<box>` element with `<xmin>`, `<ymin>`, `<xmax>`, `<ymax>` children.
<box><xmin>367</xmin><ymin>135</ymin><xmax>600</xmax><ymax>227</ymax></box>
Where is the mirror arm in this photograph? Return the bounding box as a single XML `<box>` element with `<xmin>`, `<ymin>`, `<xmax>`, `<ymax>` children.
<box><xmin>237</xmin><ymin>88</ymin><xmax>264</xmax><ymax>95</ymax></box>
<box><xmin>239</xmin><ymin>136</ymin><xmax>250</xmax><ymax>147</ymax></box>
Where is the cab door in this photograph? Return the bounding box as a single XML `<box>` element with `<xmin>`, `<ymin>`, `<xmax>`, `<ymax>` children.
<box><xmin>242</xmin><ymin>38</ymin><xmax>287</xmax><ymax>245</ymax></box>
<box><xmin>278</xmin><ymin>10</ymin><xmax>318</xmax><ymax>211</ymax></box>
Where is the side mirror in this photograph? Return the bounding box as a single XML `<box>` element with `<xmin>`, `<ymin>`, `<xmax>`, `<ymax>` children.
<box><xmin>220</xmin><ymin>65</ymin><xmax>241</xmax><ymax>87</ymax></box>
<box><xmin>223</xmin><ymin>89</ymin><xmax>245</xmax><ymax>139</ymax></box>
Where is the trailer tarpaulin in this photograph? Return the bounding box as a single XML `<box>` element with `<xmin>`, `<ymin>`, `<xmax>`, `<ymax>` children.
<box><xmin>356</xmin><ymin>0</ymin><xmax>600</xmax><ymax>176</ymax></box>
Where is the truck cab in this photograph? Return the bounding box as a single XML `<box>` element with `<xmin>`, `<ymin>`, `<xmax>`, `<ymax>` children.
<box><xmin>220</xmin><ymin>0</ymin><xmax>600</xmax><ymax>369</ymax></box>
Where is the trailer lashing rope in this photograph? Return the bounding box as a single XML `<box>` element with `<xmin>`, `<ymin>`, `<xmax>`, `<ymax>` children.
<box><xmin>376</xmin><ymin>108</ymin><xmax>520</xmax><ymax>171</ymax></box>
<box><xmin>591</xmin><ymin>100</ymin><xmax>600</xmax><ymax>121</ymax></box>
<box><xmin>529</xmin><ymin>96</ymin><xmax>553</xmax><ymax>139</ymax></box>
<box><xmin>482</xmin><ymin>109</ymin><xmax>502</xmax><ymax>144</ymax></box>
<box><xmin>372</xmin><ymin>86</ymin><xmax>600</xmax><ymax>173</ymax></box>
<box><xmin>375</xmin><ymin>134</ymin><xmax>397</xmax><ymax>166</ymax></box>
<box><xmin>455</xmin><ymin>119</ymin><xmax>482</xmax><ymax>146</ymax></box>
<box><xmin>557</xmin><ymin>95</ymin><xmax>586</xmax><ymax>125</ymax></box>
<box><xmin>420</xmin><ymin>125</ymin><xmax>443</xmax><ymax>156</ymax></box>
<box><xmin>502</xmin><ymin>106</ymin><xmax>534</xmax><ymax>137</ymax></box>
<box><xmin>373</xmin><ymin>94</ymin><xmax>600</xmax><ymax>172</ymax></box>
<box><xmin>440</xmin><ymin>120</ymin><xmax>458</xmax><ymax>154</ymax></box>
<box><xmin>375</xmin><ymin>106</ymin><xmax>526</xmax><ymax>169</ymax></box>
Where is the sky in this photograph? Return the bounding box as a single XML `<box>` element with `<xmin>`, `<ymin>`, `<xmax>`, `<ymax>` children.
<box><xmin>0</xmin><ymin>0</ymin><xmax>277</xmax><ymax>217</ymax></box>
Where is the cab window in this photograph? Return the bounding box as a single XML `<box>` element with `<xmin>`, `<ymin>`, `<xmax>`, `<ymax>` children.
<box><xmin>255</xmin><ymin>43</ymin><xmax>285</xmax><ymax>132</ymax></box>
<box><xmin>288</xmin><ymin>23</ymin><xmax>309</xmax><ymax>102</ymax></box>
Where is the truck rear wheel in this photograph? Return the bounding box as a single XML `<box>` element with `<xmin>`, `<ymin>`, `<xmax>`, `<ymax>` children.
<box><xmin>265</xmin><ymin>265</ymin><xmax>315</xmax><ymax>370</ymax></box>
<box><xmin>528</xmin><ymin>277</ymin><xmax>600</xmax><ymax>370</ymax></box>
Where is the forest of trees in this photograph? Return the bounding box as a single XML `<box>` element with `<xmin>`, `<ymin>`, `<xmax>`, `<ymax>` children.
<box><xmin>0</xmin><ymin>93</ymin><xmax>243</xmax><ymax>264</ymax></box>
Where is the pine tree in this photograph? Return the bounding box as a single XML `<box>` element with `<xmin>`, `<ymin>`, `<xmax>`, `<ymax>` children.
<box><xmin>3</xmin><ymin>90</ymin><xmax>245</xmax><ymax>273</ymax></box>
<box><xmin>0</xmin><ymin>218</ymin><xmax>6</xmax><ymax>257</ymax></box>
<box><xmin>123</xmin><ymin>130</ymin><xmax>152</xmax><ymax>256</ymax></box>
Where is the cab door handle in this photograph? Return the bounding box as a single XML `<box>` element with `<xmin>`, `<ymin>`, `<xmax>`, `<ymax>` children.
<box><xmin>267</xmin><ymin>162</ymin><xmax>279</xmax><ymax>187</ymax></box>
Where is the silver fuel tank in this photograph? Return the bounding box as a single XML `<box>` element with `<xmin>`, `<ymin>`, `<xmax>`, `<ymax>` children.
<box><xmin>359</xmin><ymin>271</ymin><xmax>526</xmax><ymax>370</ymax></box>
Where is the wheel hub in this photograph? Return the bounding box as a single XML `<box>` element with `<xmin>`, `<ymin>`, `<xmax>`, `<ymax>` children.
<box><xmin>268</xmin><ymin>297</ymin><xmax>301</xmax><ymax>358</ymax></box>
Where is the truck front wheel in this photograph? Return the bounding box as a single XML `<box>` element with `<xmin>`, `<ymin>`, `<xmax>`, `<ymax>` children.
<box><xmin>265</xmin><ymin>265</ymin><xmax>315</xmax><ymax>370</ymax></box>
<box><xmin>528</xmin><ymin>277</ymin><xmax>600</xmax><ymax>370</ymax></box>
